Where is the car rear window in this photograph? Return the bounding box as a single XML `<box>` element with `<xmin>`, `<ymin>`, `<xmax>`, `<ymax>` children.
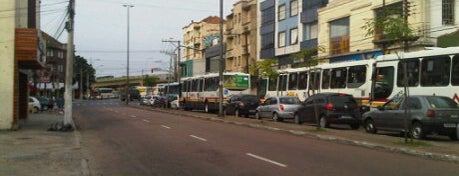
<box><xmin>426</xmin><ymin>96</ymin><xmax>458</xmax><ymax>108</ymax></box>
<box><xmin>241</xmin><ymin>96</ymin><xmax>259</xmax><ymax>103</ymax></box>
<box><xmin>280</xmin><ymin>97</ymin><xmax>300</xmax><ymax>104</ymax></box>
<box><xmin>329</xmin><ymin>95</ymin><xmax>356</xmax><ymax>105</ymax></box>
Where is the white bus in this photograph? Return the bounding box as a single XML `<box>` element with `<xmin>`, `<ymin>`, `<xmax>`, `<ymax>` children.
<box><xmin>92</xmin><ymin>87</ymin><xmax>113</xmax><ymax>99</ymax></box>
<box><xmin>264</xmin><ymin>47</ymin><xmax>459</xmax><ymax>109</ymax></box>
<box><xmin>181</xmin><ymin>72</ymin><xmax>251</xmax><ymax>112</ymax></box>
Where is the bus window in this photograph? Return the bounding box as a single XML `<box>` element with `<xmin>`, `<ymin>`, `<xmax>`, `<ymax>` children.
<box><xmin>452</xmin><ymin>55</ymin><xmax>459</xmax><ymax>86</ymax></box>
<box><xmin>279</xmin><ymin>75</ymin><xmax>288</xmax><ymax>91</ymax></box>
<box><xmin>331</xmin><ymin>67</ymin><xmax>347</xmax><ymax>88</ymax></box>
<box><xmin>421</xmin><ymin>56</ymin><xmax>450</xmax><ymax>86</ymax></box>
<box><xmin>268</xmin><ymin>77</ymin><xmax>277</xmax><ymax>91</ymax></box>
<box><xmin>374</xmin><ymin>66</ymin><xmax>394</xmax><ymax>99</ymax></box>
<box><xmin>322</xmin><ymin>69</ymin><xmax>331</xmax><ymax>89</ymax></box>
<box><xmin>347</xmin><ymin>65</ymin><xmax>366</xmax><ymax>88</ymax></box>
<box><xmin>309</xmin><ymin>71</ymin><xmax>320</xmax><ymax>90</ymax></box>
<box><xmin>204</xmin><ymin>77</ymin><xmax>218</xmax><ymax>91</ymax></box>
<box><xmin>198</xmin><ymin>79</ymin><xmax>204</xmax><ymax>92</ymax></box>
<box><xmin>298</xmin><ymin>71</ymin><xmax>308</xmax><ymax>90</ymax></box>
<box><xmin>288</xmin><ymin>72</ymin><xmax>298</xmax><ymax>90</ymax></box>
<box><xmin>397</xmin><ymin>59</ymin><xmax>419</xmax><ymax>87</ymax></box>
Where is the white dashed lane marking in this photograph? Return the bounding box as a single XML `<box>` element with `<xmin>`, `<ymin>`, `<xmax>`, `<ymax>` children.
<box><xmin>189</xmin><ymin>135</ymin><xmax>207</xmax><ymax>142</ymax></box>
<box><xmin>246</xmin><ymin>153</ymin><xmax>287</xmax><ymax>168</ymax></box>
<box><xmin>161</xmin><ymin>125</ymin><xmax>171</xmax><ymax>129</ymax></box>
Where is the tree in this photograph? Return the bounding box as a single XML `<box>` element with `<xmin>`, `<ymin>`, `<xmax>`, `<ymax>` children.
<box><xmin>289</xmin><ymin>46</ymin><xmax>323</xmax><ymax>68</ymax></box>
<box><xmin>143</xmin><ymin>75</ymin><xmax>157</xmax><ymax>87</ymax></box>
<box><xmin>250</xmin><ymin>58</ymin><xmax>279</xmax><ymax>79</ymax></box>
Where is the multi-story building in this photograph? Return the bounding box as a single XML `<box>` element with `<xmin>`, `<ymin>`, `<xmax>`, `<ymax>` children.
<box><xmin>0</xmin><ymin>0</ymin><xmax>45</xmax><ymax>129</ymax></box>
<box><xmin>317</xmin><ymin>0</ymin><xmax>459</xmax><ymax>63</ymax></box>
<box><xmin>258</xmin><ymin>0</ymin><xmax>276</xmax><ymax>60</ymax></box>
<box><xmin>275</xmin><ymin>0</ymin><xmax>302</xmax><ymax>68</ymax></box>
<box><xmin>182</xmin><ymin>16</ymin><xmax>223</xmax><ymax>77</ymax></box>
<box><xmin>225</xmin><ymin>0</ymin><xmax>258</xmax><ymax>74</ymax></box>
<box><xmin>39</xmin><ymin>32</ymin><xmax>67</xmax><ymax>97</ymax></box>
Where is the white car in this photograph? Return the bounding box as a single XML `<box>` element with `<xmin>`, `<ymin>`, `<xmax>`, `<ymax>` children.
<box><xmin>29</xmin><ymin>96</ymin><xmax>41</xmax><ymax>113</ymax></box>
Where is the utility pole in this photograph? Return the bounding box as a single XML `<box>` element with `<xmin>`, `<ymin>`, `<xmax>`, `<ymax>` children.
<box><xmin>162</xmin><ymin>39</ymin><xmax>181</xmax><ymax>83</ymax></box>
<box><xmin>402</xmin><ymin>0</ymin><xmax>412</xmax><ymax>142</ymax></box>
<box><xmin>218</xmin><ymin>0</ymin><xmax>224</xmax><ymax>117</ymax></box>
<box><xmin>64</xmin><ymin>0</ymin><xmax>75</xmax><ymax>128</ymax></box>
<box><xmin>123</xmin><ymin>4</ymin><xmax>134</xmax><ymax>105</ymax></box>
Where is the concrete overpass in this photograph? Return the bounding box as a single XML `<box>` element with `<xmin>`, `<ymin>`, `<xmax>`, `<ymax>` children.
<box><xmin>92</xmin><ymin>74</ymin><xmax>171</xmax><ymax>89</ymax></box>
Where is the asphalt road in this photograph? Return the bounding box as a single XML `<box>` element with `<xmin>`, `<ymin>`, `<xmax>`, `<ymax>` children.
<box><xmin>74</xmin><ymin>99</ymin><xmax>459</xmax><ymax>176</ymax></box>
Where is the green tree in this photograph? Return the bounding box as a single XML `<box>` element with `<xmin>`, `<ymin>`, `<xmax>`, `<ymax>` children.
<box><xmin>289</xmin><ymin>46</ymin><xmax>323</xmax><ymax>68</ymax></box>
<box><xmin>143</xmin><ymin>75</ymin><xmax>157</xmax><ymax>87</ymax></box>
<box><xmin>249</xmin><ymin>58</ymin><xmax>279</xmax><ymax>79</ymax></box>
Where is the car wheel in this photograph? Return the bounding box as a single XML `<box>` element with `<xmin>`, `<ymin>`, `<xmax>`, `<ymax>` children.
<box><xmin>255</xmin><ymin>112</ymin><xmax>261</xmax><ymax>120</ymax></box>
<box><xmin>272</xmin><ymin>113</ymin><xmax>280</xmax><ymax>122</ymax></box>
<box><xmin>235</xmin><ymin>109</ymin><xmax>240</xmax><ymax>117</ymax></box>
<box><xmin>294</xmin><ymin>113</ymin><xmax>301</xmax><ymax>124</ymax></box>
<box><xmin>319</xmin><ymin>116</ymin><xmax>329</xmax><ymax>128</ymax></box>
<box><xmin>411</xmin><ymin>122</ymin><xmax>426</xmax><ymax>139</ymax></box>
<box><xmin>34</xmin><ymin>107</ymin><xmax>39</xmax><ymax>113</ymax></box>
<box><xmin>364</xmin><ymin>119</ymin><xmax>377</xmax><ymax>134</ymax></box>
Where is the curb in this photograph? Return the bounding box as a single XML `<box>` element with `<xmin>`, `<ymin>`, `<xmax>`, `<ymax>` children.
<box><xmin>133</xmin><ymin>105</ymin><xmax>459</xmax><ymax>163</ymax></box>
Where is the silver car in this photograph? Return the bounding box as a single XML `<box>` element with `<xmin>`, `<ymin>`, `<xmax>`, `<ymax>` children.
<box><xmin>255</xmin><ymin>96</ymin><xmax>302</xmax><ymax>121</ymax></box>
<box><xmin>362</xmin><ymin>95</ymin><xmax>459</xmax><ymax>140</ymax></box>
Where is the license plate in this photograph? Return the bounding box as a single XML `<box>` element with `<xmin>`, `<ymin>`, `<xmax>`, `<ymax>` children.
<box><xmin>340</xmin><ymin>115</ymin><xmax>353</xmax><ymax>119</ymax></box>
<box><xmin>444</xmin><ymin>123</ymin><xmax>457</xmax><ymax>128</ymax></box>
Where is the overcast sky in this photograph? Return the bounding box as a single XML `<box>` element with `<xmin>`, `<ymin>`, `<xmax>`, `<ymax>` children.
<box><xmin>41</xmin><ymin>0</ymin><xmax>239</xmax><ymax>77</ymax></box>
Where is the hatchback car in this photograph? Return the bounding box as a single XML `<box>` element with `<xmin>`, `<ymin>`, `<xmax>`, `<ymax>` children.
<box><xmin>362</xmin><ymin>95</ymin><xmax>459</xmax><ymax>140</ymax></box>
<box><xmin>29</xmin><ymin>96</ymin><xmax>41</xmax><ymax>113</ymax></box>
<box><xmin>295</xmin><ymin>93</ymin><xmax>361</xmax><ymax>129</ymax></box>
<box><xmin>223</xmin><ymin>94</ymin><xmax>260</xmax><ymax>118</ymax></box>
<box><xmin>255</xmin><ymin>96</ymin><xmax>302</xmax><ymax>121</ymax></box>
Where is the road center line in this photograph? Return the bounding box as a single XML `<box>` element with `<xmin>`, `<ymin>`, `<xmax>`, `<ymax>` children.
<box><xmin>246</xmin><ymin>153</ymin><xmax>287</xmax><ymax>168</ymax></box>
<box><xmin>161</xmin><ymin>125</ymin><xmax>171</xmax><ymax>129</ymax></box>
<box><xmin>189</xmin><ymin>135</ymin><xmax>207</xmax><ymax>142</ymax></box>
<box><xmin>143</xmin><ymin>119</ymin><xmax>150</xmax><ymax>123</ymax></box>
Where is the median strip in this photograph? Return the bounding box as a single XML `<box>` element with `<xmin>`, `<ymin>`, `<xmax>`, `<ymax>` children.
<box><xmin>246</xmin><ymin>153</ymin><xmax>287</xmax><ymax>168</ymax></box>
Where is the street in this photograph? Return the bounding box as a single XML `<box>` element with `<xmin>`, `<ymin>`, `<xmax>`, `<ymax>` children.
<box><xmin>74</xmin><ymin>99</ymin><xmax>459</xmax><ymax>176</ymax></box>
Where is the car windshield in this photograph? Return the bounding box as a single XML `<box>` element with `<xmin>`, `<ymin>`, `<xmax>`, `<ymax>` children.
<box><xmin>329</xmin><ymin>95</ymin><xmax>356</xmax><ymax>105</ymax></box>
<box><xmin>279</xmin><ymin>97</ymin><xmax>300</xmax><ymax>104</ymax></box>
<box><xmin>426</xmin><ymin>96</ymin><xmax>459</xmax><ymax>109</ymax></box>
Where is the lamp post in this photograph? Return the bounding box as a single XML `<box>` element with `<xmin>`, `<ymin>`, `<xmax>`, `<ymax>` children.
<box><xmin>123</xmin><ymin>4</ymin><xmax>134</xmax><ymax>105</ymax></box>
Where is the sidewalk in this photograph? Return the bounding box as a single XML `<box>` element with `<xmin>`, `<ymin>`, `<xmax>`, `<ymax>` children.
<box><xmin>140</xmin><ymin>105</ymin><xmax>459</xmax><ymax>163</ymax></box>
<box><xmin>0</xmin><ymin>112</ymin><xmax>87</xmax><ymax>176</ymax></box>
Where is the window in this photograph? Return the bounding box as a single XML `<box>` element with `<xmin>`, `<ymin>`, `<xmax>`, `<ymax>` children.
<box><xmin>374</xmin><ymin>66</ymin><xmax>394</xmax><ymax>99</ymax></box>
<box><xmin>278</xmin><ymin>4</ymin><xmax>286</xmax><ymax>21</ymax></box>
<box><xmin>397</xmin><ymin>59</ymin><xmax>419</xmax><ymax>87</ymax></box>
<box><xmin>279</xmin><ymin>74</ymin><xmax>288</xmax><ymax>91</ymax></box>
<box><xmin>268</xmin><ymin>77</ymin><xmax>277</xmax><ymax>91</ymax></box>
<box><xmin>322</xmin><ymin>69</ymin><xmax>331</xmax><ymax>89</ymax></box>
<box><xmin>442</xmin><ymin>0</ymin><xmax>455</xmax><ymax>25</ymax></box>
<box><xmin>290</xmin><ymin>0</ymin><xmax>298</xmax><ymax>16</ymax></box>
<box><xmin>204</xmin><ymin>77</ymin><xmax>218</xmax><ymax>91</ymax></box>
<box><xmin>331</xmin><ymin>67</ymin><xmax>347</xmax><ymax>88</ymax></box>
<box><xmin>329</xmin><ymin>17</ymin><xmax>350</xmax><ymax>55</ymax></box>
<box><xmin>261</xmin><ymin>32</ymin><xmax>275</xmax><ymax>49</ymax></box>
<box><xmin>347</xmin><ymin>65</ymin><xmax>367</xmax><ymax>88</ymax></box>
<box><xmin>261</xmin><ymin>7</ymin><xmax>275</xmax><ymax>25</ymax></box>
<box><xmin>290</xmin><ymin>28</ymin><xmax>298</xmax><ymax>45</ymax></box>
<box><xmin>421</xmin><ymin>56</ymin><xmax>450</xmax><ymax>86</ymax></box>
<box><xmin>298</xmin><ymin>71</ymin><xmax>308</xmax><ymax>89</ymax></box>
<box><xmin>452</xmin><ymin>55</ymin><xmax>459</xmax><ymax>85</ymax></box>
<box><xmin>308</xmin><ymin>71</ymin><xmax>320</xmax><ymax>90</ymax></box>
<box><xmin>303</xmin><ymin>22</ymin><xmax>318</xmax><ymax>40</ymax></box>
<box><xmin>278</xmin><ymin>31</ymin><xmax>286</xmax><ymax>47</ymax></box>
<box><xmin>288</xmin><ymin>72</ymin><xmax>298</xmax><ymax>90</ymax></box>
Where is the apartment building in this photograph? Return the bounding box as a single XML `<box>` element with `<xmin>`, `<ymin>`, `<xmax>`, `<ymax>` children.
<box><xmin>317</xmin><ymin>0</ymin><xmax>459</xmax><ymax>63</ymax></box>
<box><xmin>0</xmin><ymin>0</ymin><xmax>44</xmax><ymax>130</ymax></box>
<box><xmin>182</xmin><ymin>16</ymin><xmax>223</xmax><ymax>77</ymax></box>
<box><xmin>225</xmin><ymin>0</ymin><xmax>258</xmax><ymax>73</ymax></box>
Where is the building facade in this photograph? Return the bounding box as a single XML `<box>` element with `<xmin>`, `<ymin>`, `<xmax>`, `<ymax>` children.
<box><xmin>225</xmin><ymin>0</ymin><xmax>258</xmax><ymax>73</ymax></box>
<box><xmin>182</xmin><ymin>16</ymin><xmax>223</xmax><ymax>77</ymax></box>
<box><xmin>0</xmin><ymin>0</ymin><xmax>44</xmax><ymax>130</ymax></box>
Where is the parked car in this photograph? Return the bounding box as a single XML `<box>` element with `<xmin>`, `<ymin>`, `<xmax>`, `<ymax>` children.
<box><xmin>165</xmin><ymin>94</ymin><xmax>180</xmax><ymax>109</ymax></box>
<box><xmin>140</xmin><ymin>96</ymin><xmax>152</xmax><ymax>106</ymax></box>
<box><xmin>362</xmin><ymin>95</ymin><xmax>459</xmax><ymax>140</ymax></box>
<box><xmin>223</xmin><ymin>94</ymin><xmax>260</xmax><ymax>118</ymax></box>
<box><xmin>295</xmin><ymin>93</ymin><xmax>361</xmax><ymax>129</ymax></box>
<box><xmin>28</xmin><ymin>96</ymin><xmax>41</xmax><ymax>113</ymax></box>
<box><xmin>36</xmin><ymin>96</ymin><xmax>50</xmax><ymax>111</ymax></box>
<box><xmin>255</xmin><ymin>96</ymin><xmax>302</xmax><ymax>121</ymax></box>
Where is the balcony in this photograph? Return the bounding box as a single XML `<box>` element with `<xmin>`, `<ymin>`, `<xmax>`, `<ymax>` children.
<box><xmin>15</xmin><ymin>28</ymin><xmax>44</xmax><ymax>69</ymax></box>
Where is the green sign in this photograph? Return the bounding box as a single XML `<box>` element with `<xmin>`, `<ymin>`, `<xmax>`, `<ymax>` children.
<box><xmin>224</xmin><ymin>75</ymin><xmax>249</xmax><ymax>89</ymax></box>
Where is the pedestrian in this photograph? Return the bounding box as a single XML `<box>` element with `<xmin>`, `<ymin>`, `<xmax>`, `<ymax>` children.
<box><xmin>48</xmin><ymin>97</ymin><xmax>55</xmax><ymax>110</ymax></box>
<box><xmin>56</xmin><ymin>97</ymin><xmax>64</xmax><ymax>112</ymax></box>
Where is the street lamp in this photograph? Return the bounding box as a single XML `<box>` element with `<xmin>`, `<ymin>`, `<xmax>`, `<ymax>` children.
<box><xmin>123</xmin><ymin>4</ymin><xmax>134</xmax><ymax>105</ymax></box>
